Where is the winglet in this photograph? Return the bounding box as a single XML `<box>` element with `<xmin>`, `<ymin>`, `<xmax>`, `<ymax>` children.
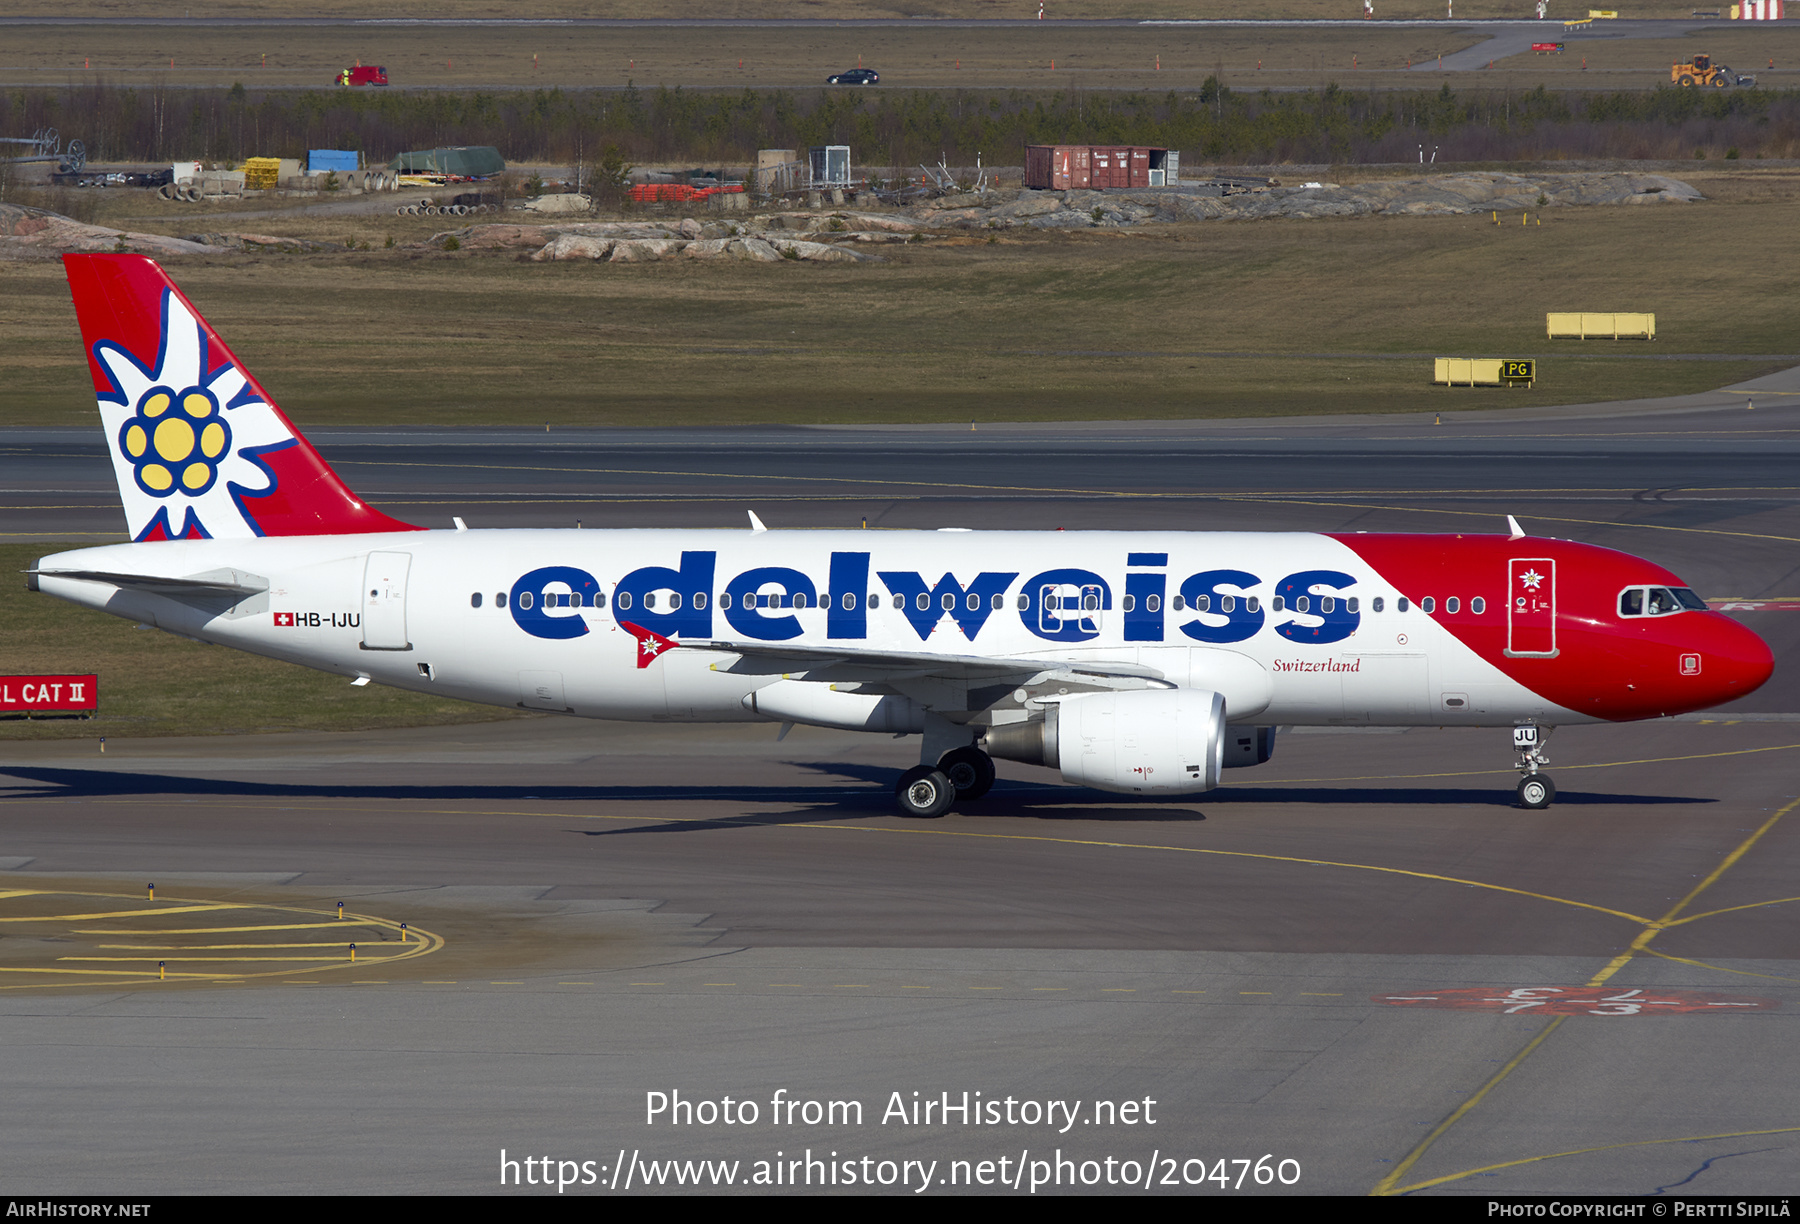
<box><xmin>747</xmin><ymin>510</ymin><xmax>768</xmax><ymax>533</ymax></box>
<box><xmin>1507</xmin><ymin>515</ymin><xmax>1525</xmax><ymax>540</ymax></box>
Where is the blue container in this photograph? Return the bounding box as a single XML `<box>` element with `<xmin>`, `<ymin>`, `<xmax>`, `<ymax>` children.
<box><xmin>308</xmin><ymin>149</ymin><xmax>360</xmax><ymax>173</ymax></box>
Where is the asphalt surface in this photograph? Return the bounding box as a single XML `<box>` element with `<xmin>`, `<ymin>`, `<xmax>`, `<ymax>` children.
<box><xmin>2</xmin><ymin>390</ymin><xmax>1798</xmax><ymax>1195</ymax></box>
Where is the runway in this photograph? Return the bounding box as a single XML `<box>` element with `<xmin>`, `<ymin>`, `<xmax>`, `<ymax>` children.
<box><xmin>2</xmin><ymin>397</ymin><xmax>1798</xmax><ymax>1195</ymax></box>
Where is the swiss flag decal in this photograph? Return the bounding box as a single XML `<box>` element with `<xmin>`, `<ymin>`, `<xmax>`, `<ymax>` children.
<box><xmin>620</xmin><ymin>621</ymin><xmax>678</xmax><ymax>668</ymax></box>
<box><xmin>273</xmin><ymin>612</ymin><xmax>295</xmax><ymax>627</ymax></box>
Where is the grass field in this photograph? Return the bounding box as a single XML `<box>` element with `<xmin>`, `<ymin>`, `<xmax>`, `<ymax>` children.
<box><xmin>0</xmin><ymin>22</ymin><xmax>1492</xmax><ymax>92</ymax></box>
<box><xmin>0</xmin><ymin>545</ymin><xmax>530</xmax><ymax>740</ymax></box>
<box><xmin>14</xmin><ymin>21</ymin><xmax>1800</xmax><ymax>93</ymax></box>
<box><xmin>5</xmin><ymin>167</ymin><xmax>1799</xmax><ymax>429</ymax></box>
<box><xmin>20</xmin><ymin>2</ymin><xmax>1764</xmax><ymax>26</ymax></box>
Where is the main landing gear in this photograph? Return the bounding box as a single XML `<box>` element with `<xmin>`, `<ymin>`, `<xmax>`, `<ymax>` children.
<box><xmin>1513</xmin><ymin>724</ymin><xmax>1555</xmax><ymax>809</ymax></box>
<box><xmin>893</xmin><ymin>746</ymin><xmax>996</xmax><ymax>817</ymax></box>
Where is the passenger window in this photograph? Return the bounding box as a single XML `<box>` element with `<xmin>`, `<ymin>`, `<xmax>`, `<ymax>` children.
<box><xmin>1246</xmin><ymin>596</ymin><xmax>1260</xmax><ymax>613</ymax></box>
<box><xmin>990</xmin><ymin>593</ymin><xmax>1004</xmax><ymax>610</ymax></box>
<box><xmin>1121</xmin><ymin>594</ymin><xmax>1136</xmax><ymax>613</ymax></box>
<box><xmin>1321</xmin><ymin>596</ymin><xmax>1333</xmax><ymax>614</ymax></box>
<box><xmin>617</xmin><ymin>591</ymin><xmax>632</xmax><ymax>610</ymax></box>
<box><xmin>693</xmin><ymin>593</ymin><xmax>706</xmax><ymax>610</ymax></box>
<box><xmin>519</xmin><ymin>591</ymin><xmax>534</xmax><ymax>610</ymax></box>
<box><xmin>1147</xmin><ymin>594</ymin><xmax>1161</xmax><ymax>613</ymax></box>
<box><xmin>497</xmin><ymin>592</ymin><xmax>508</xmax><ymax>609</ymax></box>
<box><xmin>644</xmin><ymin>593</ymin><xmax>658</xmax><ymax>609</ymax></box>
<box><xmin>1082</xmin><ymin>594</ymin><xmax>1099</xmax><ymax>612</ymax></box>
<box><xmin>1422</xmin><ymin>597</ymin><xmax>1436</xmax><ymax>613</ymax></box>
<box><xmin>793</xmin><ymin>592</ymin><xmax>809</xmax><ymax>609</ymax></box>
<box><xmin>470</xmin><ymin>592</ymin><xmax>482</xmax><ymax>608</ymax></box>
<box><xmin>941</xmin><ymin>594</ymin><xmax>955</xmax><ymax>611</ymax></box>
<box><xmin>916</xmin><ymin>593</ymin><xmax>930</xmax><ymax>611</ymax></box>
<box><xmin>1173</xmin><ymin>595</ymin><xmax>1187</xmax><ymax>611</ymax></box>
<box><xmin>719</xmin><ymin>592</ymin><xmax>732</xmax><ymax>609</ymax></box>
<box><xmin>842</xmin><ymin>593</ymin><xmax>855</xmax><ymax>611</ymax></box>
<box><xmin>1294</xmin><ymin>596</ymin><xmax>1309</xmax><ymax>613</ymax></box>
<box><xmin>1015</xmin><ymin>594</ymin><xmax>1029</xmax><ymax>610</ymax></box>
<box><xmin>1471</xmin><ymin>597</ymin><xmax>1484</xmax><ymax>614</ymax></box>
<box><xmin>1446</xmin><ymin>597</ymin><xmax>1460</xmax><ymax>614</ymax></box>
<box><xmin>1219</xmin><ymin>595</ymin><xmax>1233</xmax><ymax>613</ymax></box>
<box><xmin>1397</xmin><ymin>598</ymin><xmax>1410</xmax><ymax>613</ymax></box>
<box><xmin>669</xmin><ymin>593</ymin><xmax>683</xmax><ymax>610</ymax></box>
<box><xmin>1371</xmin><ymin>596</ymin><xmax>1383</xmax><ymax>612</ymax></box>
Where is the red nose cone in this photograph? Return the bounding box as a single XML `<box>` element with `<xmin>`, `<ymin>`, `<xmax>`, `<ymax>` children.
<box><xmin>1690</xmin><ymin>614</ymin><xmax>1775</xmax><ymax>710</ymax></box>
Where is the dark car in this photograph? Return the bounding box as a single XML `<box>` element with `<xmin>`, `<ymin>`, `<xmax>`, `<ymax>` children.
<box><xmin>827</xmin><ymin>68</ymin><xmax>879</xmax><ymax>85</ymax></box>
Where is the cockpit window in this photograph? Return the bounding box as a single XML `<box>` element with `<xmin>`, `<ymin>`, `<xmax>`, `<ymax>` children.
<box><xmin>1619</xmin><ymin>585</ymin><xmax>1706</xmax><ymax>617</ymax></box>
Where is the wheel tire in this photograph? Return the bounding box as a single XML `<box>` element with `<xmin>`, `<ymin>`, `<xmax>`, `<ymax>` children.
<box><xmin>1678</xmin><ymin>74</ymin><xmax>1696</xmax><ymax>86</ymax></box>
<box><xmin>1711</xmin><ymin>74</ymin><xmax>1729</xmax><ymax>87</ymax></box>
<box><xmin>1517</xmin><ymin>774</ymin><xmax>1555</xmax><ymax>810</ymax></box>
<box><xmin>938</xmin><ymin>747</ymin><xmax>996</xmax><ymax>800</ymax></box>
<box><xmin>895</xmin><ymin>766</ymin><xmax>955</xmax><ymax>818</ymax></box>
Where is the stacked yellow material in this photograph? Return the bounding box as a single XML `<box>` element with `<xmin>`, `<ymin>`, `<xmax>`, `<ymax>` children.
<box><xmin>241</xmin><ymin>157</ymin><xmax>282</xmax><ymax>190</ymax></box>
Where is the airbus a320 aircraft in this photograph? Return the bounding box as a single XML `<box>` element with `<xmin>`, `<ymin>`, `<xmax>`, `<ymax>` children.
<box><xmin>32</xmin><ymin>255</ymin><xmax>1774</xmax><ymax>815</ymax></box>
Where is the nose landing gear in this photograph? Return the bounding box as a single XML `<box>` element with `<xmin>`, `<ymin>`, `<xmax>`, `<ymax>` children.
<box><xmin>1513</xmin><ymin>724</ymin><xmax>1555</xmax><ymax>809</ymax></box>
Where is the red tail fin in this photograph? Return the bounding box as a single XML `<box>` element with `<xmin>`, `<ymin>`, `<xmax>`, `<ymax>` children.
<box><xmin>63</xmin><ymin>254</ymin><xmax>419</xmax><ymax>541</ymax></box>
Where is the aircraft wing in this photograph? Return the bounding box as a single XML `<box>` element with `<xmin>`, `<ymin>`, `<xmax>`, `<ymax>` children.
<box><xmin>686</xmin><ymin>638</ymin><xmax>1170</xmax><ymax>690</ymax></box>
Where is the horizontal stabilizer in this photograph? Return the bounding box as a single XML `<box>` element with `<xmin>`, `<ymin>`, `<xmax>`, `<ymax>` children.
<box><xmin>28</xmin><ymin>566</ymin><xmax>269</xmax><ymax>596</ymax></box>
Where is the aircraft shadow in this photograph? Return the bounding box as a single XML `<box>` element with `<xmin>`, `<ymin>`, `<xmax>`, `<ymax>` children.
<box><xmin>0</xmin><ymin>764</ymin><xmax>1709</xmax><ymax>841</ymax></box>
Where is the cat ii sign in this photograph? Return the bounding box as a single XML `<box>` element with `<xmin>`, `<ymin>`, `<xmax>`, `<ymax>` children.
<box><xmin>0</xmin><ymin>675</ymin><xmax>98</xmax><ymax>712</ymax></box>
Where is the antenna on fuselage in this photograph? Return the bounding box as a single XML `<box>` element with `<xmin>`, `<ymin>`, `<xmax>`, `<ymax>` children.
<box><xmin>747</xmin><ymin>511</ymin><xmax>769</xmax><ymax>534</ymax></box>
<box><xmin>1507</xmin><ymin>514</ymin><xmax>1526</xmax><ymax>540</ymax></box>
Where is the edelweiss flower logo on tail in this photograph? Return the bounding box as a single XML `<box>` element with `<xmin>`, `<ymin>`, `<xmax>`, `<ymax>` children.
<box><xmin>93</xmin><ymin>288</ymin><xmax>297</xmax><ymax>540</ymax></box>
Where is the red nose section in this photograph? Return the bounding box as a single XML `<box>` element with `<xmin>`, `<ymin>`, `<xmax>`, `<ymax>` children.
<box><xmin>1681</xmin><ymin>613</ymin><xmax>1775</xmax><ymax>712</ymax></box>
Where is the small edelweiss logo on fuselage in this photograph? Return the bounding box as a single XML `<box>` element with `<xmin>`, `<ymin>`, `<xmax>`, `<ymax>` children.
<box><xmin>119</xmin><ymin>384</ymin><xmax>231</xmax><ymax>498</ymax></box>
<box><xmin>1518</xmin><ymin>568</ymin><xmax>1545</xmax><ymax>591</ymax></box>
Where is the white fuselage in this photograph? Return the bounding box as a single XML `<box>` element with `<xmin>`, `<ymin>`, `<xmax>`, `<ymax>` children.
<box><xmin>36</xmin><ymin>528</ymin><xmax>1577</xmax><ymax>729</ymax></box>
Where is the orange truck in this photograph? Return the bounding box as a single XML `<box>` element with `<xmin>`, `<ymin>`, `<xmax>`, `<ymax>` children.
<box><xmin>1672</xmin><ymin>54</ymin><xmax>1754</xmax><ymax>86</ymax></box>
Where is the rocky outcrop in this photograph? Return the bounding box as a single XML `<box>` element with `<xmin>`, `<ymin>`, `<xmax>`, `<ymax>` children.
<box><xmin>906</xmin><ymin>172</ymin><xmax>1700</xmax><ymax>231</ymax></box>
<box><xmin>513</xmin><ymin>215</ymin><xmax>891</xmax><ymax>263</ymax></box>
<box><xmin>0</xmin><ymin>205</ymin><xmax>222</xmax><ymax>258</ymax></box>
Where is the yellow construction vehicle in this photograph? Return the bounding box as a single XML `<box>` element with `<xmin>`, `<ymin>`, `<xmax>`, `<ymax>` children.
<box><xmin>1673</xmin><ymin>54</ymin><xmax>1755</xmax><ymax>87</ymax></box>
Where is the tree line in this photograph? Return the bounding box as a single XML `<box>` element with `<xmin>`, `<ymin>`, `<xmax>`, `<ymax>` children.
<box><xmin>4</xmin><ymin>79</ymin><xmax>1797</xmax><ymax>170</ymax></box>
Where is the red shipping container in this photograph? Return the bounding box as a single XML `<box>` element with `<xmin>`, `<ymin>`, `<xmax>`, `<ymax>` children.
<box><xmin>1025</xmin><ymin>144</ymin><xmax>1166</xmax><ymax>190</ymax></box>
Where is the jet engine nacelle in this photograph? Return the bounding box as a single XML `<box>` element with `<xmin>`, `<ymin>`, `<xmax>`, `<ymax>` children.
<box><xmin>1056</xmin><ymin>688</ymin><xmax>1227</xmax><ymax>795</ymax></box>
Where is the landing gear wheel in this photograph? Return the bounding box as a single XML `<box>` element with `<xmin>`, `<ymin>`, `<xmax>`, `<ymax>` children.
<box><xmin>895</xmin><ymin>766</ymin><xmax>955</xmax><ymax>818</ymax></box>
<box><xmin>937</xmin><ymin>747</ymin><xmax>995</xmax><ymax>800</ymax></box>
<box><xmin>1517</xmin><ymin>774</ymin><xmax>1555</xmax><ymax>810</ymax></box>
